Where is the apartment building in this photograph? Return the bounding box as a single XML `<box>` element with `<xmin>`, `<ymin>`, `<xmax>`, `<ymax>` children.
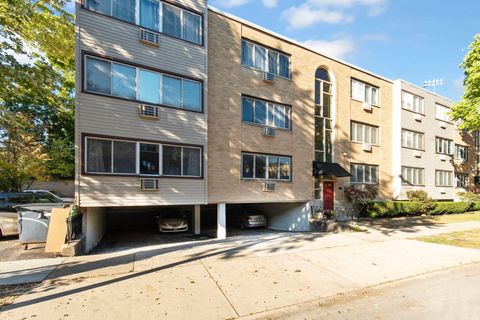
<box><xmin>75</xmin><ymin>0</ymin><xmax>208</xmax><ymax>250</ymax></box>
<box><xmin>207</xmin><ymin>8</ymin><xmax>393</xmax><ymax>231</ymax></box>
<box><xmin>392</xmin><ymin>80</ymin><xmax>480</xmax><ymax>201</ymax></box>
<box><xmin>75</xmin><ymin>1</ymin><xmax>479</xmax><ymax>251</ymax></box>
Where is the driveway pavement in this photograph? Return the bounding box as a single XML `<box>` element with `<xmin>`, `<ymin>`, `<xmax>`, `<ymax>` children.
<box><xmin>1</xmin><ymin>220</ymin><xmax>480</xmax><ymax>319</ymax></box>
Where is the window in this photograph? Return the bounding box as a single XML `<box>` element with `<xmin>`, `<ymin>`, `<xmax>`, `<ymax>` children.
<box><xmin>84</xmin><ymin>56</ymin><xmax>202</xmax><ymax>111</ymax></box>
<box><xmin>351</xmin><ymin>122</ymin><xmax>379</xmax><ymax>145</ymax></box>
<box><xmin>86</xmin><ymin>138</ymin><xmax>136</xmax><ymax>174</ymax></box>
<box><xmin>140</xmin><ymin>143</ymin><xmax>160</xmax><ymax>175</ymax></box>
<box><xmin>85</xmin><ymin>0</ymin><xmax>203</xmax><ymax>45</ymax></box>
<box><xmin>436</xmin><ymin>104</ymin><xmax>450</xmax><ymax>122</ymax></box>
<box><xmin>112</xmin><ymin>64</ymin><xmax>136</xmax><ymax>99</ymax></box>
<box><xmin>402</xmin><ymin>167</ymin><xmax>424</xmax><ymax>186</ymax></box>
<box><xmin>241</xmin><ymin>97</ymin><xmax>291</xmax><ymax>129</ymax></box>
<box><xmin>315</xmin><ymin>68</ymin><xmax>333</xmax><ymax>163</ymax></box>
<box><xmin>402</xmin><ymin>91</ymin><xmax>424</xmax><ymax>114</ymax></box>
<box><xmin>456</xmin><ymin>174</ymin><xmax>469</xmax><ymax>188</ymax></box>
<box><xmin>85</xmin><ymin>137</ymin><xmax>202</xmax><ymax>177</ymax></box>
<box><xmin>456</xmin><ymin>145</ymin><xmax>468</xmax><ymax>161</ymax></box>
<box><xmin>436</xmin><ymin>137</ymin><xmax>453</xmax><ymax>154</ymax></box>
<box><xmin>241</xmin><ymin>153</ymin><xmax>291</xmax><ymax>181</ymax></box>
<box><xmin>85</xmin><ymin>0</ymin><xmax>136</xmax><ymax>23</ymax></box>
<box><xmin>401</xmin><ymin>130</ymin><xmax>424</xmax><ymax>150</ymax></box>
<box><xmin>138</xmin><ymin>70</ymin><xmax>160</xmax><ymax>104</ymax></box>
<box><xmin>351</xmin><ymin>79</ymin><xmax>379</xmax><ymax>106</ymax></box>
<box><xmin>350</xmin><ymin>164</ymin><xmax>379</xmax><ymax>184</ymax></box>
<box><xmin>241</xmin><ymin>40</ymin><xmax>291</xmax><ymax>79</ymax></box>
<box><xmin>436</xmin><ymin>170</ymin><xmax>453</xmax><ymax>187</ymax></box>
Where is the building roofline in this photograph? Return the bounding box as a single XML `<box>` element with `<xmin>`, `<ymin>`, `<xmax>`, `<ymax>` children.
<box><xmin>208</xmin><ymin>5</ymin><xmax>393</xmax><ymax>84</ymax></box>
<box><xmin>394</xmin><ymin>79</ymin><xmax>456</xmax><ymax>103</ymax></box>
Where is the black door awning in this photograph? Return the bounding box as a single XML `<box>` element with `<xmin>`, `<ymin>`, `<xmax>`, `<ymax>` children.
<box><xmin>313</xmin><ymin>161</ymin><xmax>351</xmax><ymax>177</ymax></box>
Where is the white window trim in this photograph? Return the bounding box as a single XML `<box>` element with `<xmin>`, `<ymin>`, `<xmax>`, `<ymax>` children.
<box><xmin>455</xmin><ymin>145</ymin><xmax>469</xmax><ymax>161</ymax></box>
<box><xmin>351</xmin><ymin>79</ymin><xmax>380</xmax><ymax>106</ymax></box>
<box><xmin>84</xmin><ymin>137</ymin><xmax>202</xmax><ymax>178</ymax></box>
<box><xmin>84</xmin><ymin>55</ymin><xmax>202</xmax><ymax>111</ymax></box>
<box><xmin>436</xmin><ymin>137</ymin><xmax>453</xmax><ymax>155</ymax></box>
<box><xmin>401</xmin><ymin>167</ymin><xmax>425</xmax><ymax>186</ymax></box>
<box><xmin>401</xmin><ymin>129</ymin><xmax>424</xmax><ymax>150</ymax></box>
<box><xmin>351</xmin><ymin>121</ymin><xmax>379</xmax><ymax>145</ymax></box>
<box><xmin>401</xmin><ymin>91</ymin><xmax>425</xmax><ymax>114</ymax></box>
<box><xmin>436</xmin><ymin>170</ymin><xmax>453</xmax><ymax>187</ymax></box>
<box><xmin>350</xmin><ymin>164</ymin><xmax>379</xmax><ymax>184</ymax></box>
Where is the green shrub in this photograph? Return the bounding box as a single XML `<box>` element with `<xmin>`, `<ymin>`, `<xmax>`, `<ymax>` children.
<box><xmin>406</xmin><ymin>190</ymin><xmax>429</xmax><ymax>202</ymax></box>
<box><xmin>427</xmin><ymin>202</ymin><xmax>473</xmax><ymax>215</ymax></box>
<box><xmin>457</xmin><ymin>192</ymin><xmax>480</xmax><ymax>202</ymax></box>
<box><xmin>366</xmin><ymin>201</ymin><xmax>422</xmax><ymax>218</ymax></box>
<box><xmin>406</xmin><ymin>190</ymin><xmax>435</xmax><ymax>214</ymax></box>
<box><xmin>473</xmin><ymin>202</ymin><xmax>480</xmax><ymax>211</ymax></box>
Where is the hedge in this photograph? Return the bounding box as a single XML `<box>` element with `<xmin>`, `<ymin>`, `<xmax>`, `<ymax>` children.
<box><xmin>366</xmin><ymin>201</ymin><xmax>480</xmax><ymax>218</ymax></box>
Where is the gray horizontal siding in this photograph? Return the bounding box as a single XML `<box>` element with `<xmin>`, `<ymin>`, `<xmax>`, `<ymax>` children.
<box><xmin>78</xmin><ymin>9</ymin><xmax>207</xmax><ymax>79</ymax></box>
<box><xmin>79</xmin><ymin>176</ymin><xmax>206</xmax><ymax>207</ymax></box>
<box><xmin>78</xmin><ymin>94</ymin><xmax>206</xmax><ymax>145</ymax></box>
<box><xmin>75</xmin><ymin>0</ymin><xmax>208</xmax><ymax>207</ymax></box>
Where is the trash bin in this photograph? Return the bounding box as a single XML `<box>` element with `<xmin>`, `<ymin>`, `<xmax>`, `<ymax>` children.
<box><xmin>16</xmin><ymin>203</ymin><xmax>68</xmax><ymax>250</ymax></box>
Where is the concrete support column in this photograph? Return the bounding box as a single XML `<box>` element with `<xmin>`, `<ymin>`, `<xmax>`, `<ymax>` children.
<box><xmin>194</xmin><ymin>205</ymin><xmax>201</xmax><ymax>235</ymax></box>
<box><xmin>217</xmin><ymin>203</ymin><xmax>226</xmax><ymax>240</ymax></box>
<box><xmin>83</xmin><ymin>207</ymin><xmax>107</xmax><ymax>253</ymax></box>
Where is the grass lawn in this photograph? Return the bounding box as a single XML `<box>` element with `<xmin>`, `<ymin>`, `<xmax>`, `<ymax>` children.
<box><xmin>429</xmin><ymin>212</ymin><xmax>480</xmax><ymax>224</ymax></box>
<box><xmin>416</xmin><ymin>229</ymin><xmax>480</xmax><ymax>249</ymax></box>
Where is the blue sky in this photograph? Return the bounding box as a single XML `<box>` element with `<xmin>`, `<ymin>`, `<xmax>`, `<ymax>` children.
<box><xmin>210</xmin><ymin>0</ymin><xmax>479</xmax><ymax>100</ymax></box>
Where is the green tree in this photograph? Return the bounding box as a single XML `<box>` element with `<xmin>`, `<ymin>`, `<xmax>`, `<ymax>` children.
<box><xmin>0</xmin><ymin>111</ymin><xmax>50</xmax><ymax>192</ymax></box>
<box><xmin>451</xmin><ymin>34</ymin><xmax>480</xmax><ymax>130</ymax></box>
<box><xmin>0</xmin><ymin>0</ymin><xmax>74</xmax><ymax>191</ymax></box>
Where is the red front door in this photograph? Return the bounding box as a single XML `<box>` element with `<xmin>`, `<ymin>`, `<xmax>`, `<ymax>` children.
<box><xmin>323</xmin><ymin>181</ymin><xmax>334</xmax><ymax>211</ymax></box>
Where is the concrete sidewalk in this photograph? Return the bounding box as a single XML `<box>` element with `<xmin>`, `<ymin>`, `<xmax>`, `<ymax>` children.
<box><xmin>1</xmin><ymin>221</ymin><xmax>480</xmax><ymax>319</ymax></box>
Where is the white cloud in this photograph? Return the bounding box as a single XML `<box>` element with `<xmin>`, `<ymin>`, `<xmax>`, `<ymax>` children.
<box><xmin>213</xmin><ymin>0</ymin><xmax>278</xmax><ymax>8</ymax></box>
<box><xmin>304</xmin><ymin>37</ymin><xmax>356</xmax><ymax>59</ymax></box>
<box><xmin>262</xmin><ymin>0</ymin><xmax>278</xmax><ymax>8</ymax></box>
<box><xmin>283</xmin><ymin>0</ymin><xmax>388</xmax><ymax>29</ymax></box>
<box><xmin>282</xmin><ymin>5</ymin><xmax>354</xmax><ymax>29</ymax></box>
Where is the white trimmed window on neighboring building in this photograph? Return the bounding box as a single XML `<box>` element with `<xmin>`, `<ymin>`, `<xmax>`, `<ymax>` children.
<box><xmin>402</xmin><ymin>167</ymin><xmax>425</xmax><ymax>186</ymax></box>
<box><xmin>402</xmin><ymin>91</ymin><xmax>424</xmax><ymax>114</ymax></box>
<box><xmin>402</xmin><ymin>130</ymin><xmax>424</xmax><ymax>150</ymax></box>
<box><xmin>350</xmin><ymin>164</ymin><xmax>379</xmax><ymax>184</ymax></box>
<box><xmin>455</xmin><ymin>173</ymin><xmax>469</xmax><ymax>188</ymax></box>
<box><xmin>436</xmin><ymin>170</ymin><xmax>453</xmax><ymax>187</ymax></box>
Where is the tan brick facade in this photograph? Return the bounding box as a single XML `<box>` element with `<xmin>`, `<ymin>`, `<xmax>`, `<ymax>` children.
<box><xmin>207</xmin><ymin>10</ymin><xmax>393</xmax><ymax>205</ymax></box>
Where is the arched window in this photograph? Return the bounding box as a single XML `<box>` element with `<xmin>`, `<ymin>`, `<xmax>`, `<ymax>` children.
<box><xmin>314</xmin><ymin>67</ymin><xmax>334</xmax><ymax>199</ymax></box>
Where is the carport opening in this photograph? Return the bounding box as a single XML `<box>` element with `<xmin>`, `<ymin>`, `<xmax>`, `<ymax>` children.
<box><xmin>94</xmin><ymin>205</ymin><xmax>207</xmax><ymax>252</ymax></box>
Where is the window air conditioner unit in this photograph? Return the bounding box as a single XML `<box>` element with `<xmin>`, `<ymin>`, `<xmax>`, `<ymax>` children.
<box><xmin>263</xmin><ymin>72</ymin><xmax>275</xmax><ymax>83</ymax></box>
<box><xmin>262</xmin><ymin>127</ymin><xmax>275</xmax><ymax>137</ymax></box>
<box><xmin>413</xmin><ymin>150</ymin><xmax>422</xmax><ymax>158</ymax></box>
<box><xmin>439</xmin><ymin>154</ymin><xmax>448</xmax><ymax>161</ymax></box>
<box><xmin>362</xmin><ymin>143</ymin><xmax>372</xmax><ymax>152</ymax></box>
<box><xmin>140</xmin><ymin>179</ymin><xmax>159</xmax><ymax>191</ymax></box>
<box><xmin>459</xmin><ymin>159</ymin><xmax>467</xmax><ymax>165</ymax></box>
<box><xmin>263</xmin><ymin>182</ymin><xmax>275</xmax><ymax>192</ymax></box>
<box><xmin>362</xmin><ymin>102</ymin><xmax>372</xmax><ymax>111</ymax></box>
<box><xmin>139</xmin><ymin>28</ymin><xmax>160</xmax><ymax>47</ymax></box>
<box><xmin>414</xmin><ymin>114</ymin><xmax>422</xmax><ymax>122</ymax></box>
<box><xmin>138</xmin><ymin>104</ymin><xmax>160</xmax><ymax>119</ymax></box>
